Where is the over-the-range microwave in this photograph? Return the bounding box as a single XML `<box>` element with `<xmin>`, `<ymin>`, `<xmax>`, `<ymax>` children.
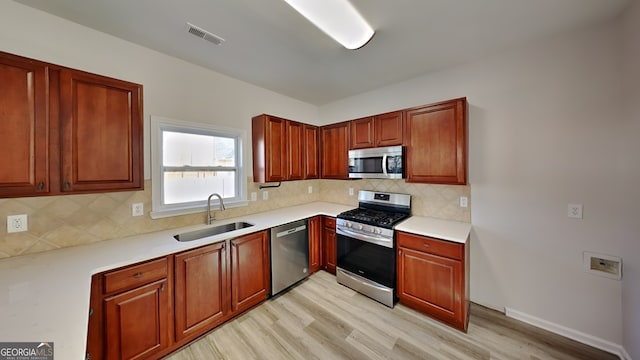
<box><xmin>348</xmin><ymin>145</ymin><xmax>404</xmax><ymax>179</ymax></box>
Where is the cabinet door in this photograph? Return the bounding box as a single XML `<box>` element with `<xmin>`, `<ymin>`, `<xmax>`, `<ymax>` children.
<box><xmin>375</xmin><ymin>111</ymin><xmax>403</xmax><ymax>147</ymax></box>
<box><xmin>320</xmin><ymin>122</ymin><xmax>349</xmax><ymax>179</ymax></box>
<box><xmin>104</xmin><ymin>279</ymin><xmax>170</xmax><ymax>360</ymax></box>
<box><xmin>252</xmin><ymin>115</ymin><xmax>288</xmax><ymax>183</ymax></box>
<box><xmin>230</xmin><ymin>231</ymin><xmax>270</xmax><ymax>313</ymax></box>
<box><xmin>174</xmin><ymin>242</ymin><xmax>228</xmax><ymax>342</ymax></box>
<box><xmin>350</xmin><ymin>116</ymin><xmax>375</xmax><ymax>149</ymax></box>
<box><xmin>404</xmin><ymin>98</ymin><xmax>467</xmax><ymax>184</ymax></box>
<box><xmin>397</xmin><ymin>247</ymin><xmax>464</xmax><ymax>329</ymax></box>
<box><xmin>322</xmin><ymin>217</ymin><xmax>337</xmax><ymax>275</ymax></box>
<box><xmin>59</xmin><ymin>69</ymin><xmax>143</xmax><ymax>192</ymax></box>
<box><xmin>303</xmin><ymin>124</ymin><xmax>320</xmax><ymax>179</ymax></box>
<box><xmin>0</xmin><ymin>53</ymin><xmax>49</xmax><ymax>197</ymax></box>
<box><xmin>308</xmin><ymin>216</ymin><xmax>322</xmax><ymax>273</ymax></box>
<box><xmin>287</xmin><ymin>121</ymin><xmax>305</xmax><ymax>180</ymax></box>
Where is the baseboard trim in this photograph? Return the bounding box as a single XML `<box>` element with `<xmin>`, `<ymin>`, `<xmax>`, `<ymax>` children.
<box><xmin>504</xmin><ymin>307</ymin><xmax>631</xmax><ymax>360</ymax></box>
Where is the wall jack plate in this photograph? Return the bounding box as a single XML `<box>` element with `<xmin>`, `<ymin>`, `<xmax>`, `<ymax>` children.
<box><xmin>583</xmin><ymin>251</ymin><xmax>622</xmax><ymax>280</ymax></box>
<box><xmin>7</xmin><ymin>214</ymin><xmax>28</xmax><ymax>233</ymax></box>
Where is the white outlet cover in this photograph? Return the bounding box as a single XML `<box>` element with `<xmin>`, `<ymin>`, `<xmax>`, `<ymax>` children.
<box><xmin>251</xmin><ymin>192</ymin><xmax>257</xmax><ymax>201</ymax></box>
<box><xmin>349</xmin><ymin>188</ymin><xmax>354</xmax><ymax>196</ymax></box>
<box><xmin>132</xmin><ymin>203</ymin><xmax>144</xmax><ymax>217</ymax></box>
<box><xmin>459</xmin><ymin>196</ymin><xmax>468</xmax><ymax>208</ymax></box>
<box><xmin>7</xmin><ymin>214</ymin><xmax>28</xmax><ymax>233</ymax></box>
<box><xmin>263</xmin><ymin>191</ymin><xmax>269</xmax><ymax>200</ymax></box>
<box><xmin>308</xmin><ymin>186</ymin><xmax>313</xmax><ymax>194</ymax></box>
<box><xmin>568</xmin><ymin>204</ymin><xmax>583</xmax><ymax>219</ymax></box>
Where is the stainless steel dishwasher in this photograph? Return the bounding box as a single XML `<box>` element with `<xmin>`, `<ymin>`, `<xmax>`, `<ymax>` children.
<box><xmin>270</xmin><ymin>219</ymin><xmax>309</xmax><ymax>296</ymax></box>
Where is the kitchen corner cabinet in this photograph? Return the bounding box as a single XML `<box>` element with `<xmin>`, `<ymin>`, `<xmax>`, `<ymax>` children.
<box><xmin>320</xmin><ymin>122</ymin><xmax>350</xmax><ymax>179</ymax></box>
<box><xmin>349</xmin><ymin>111</ymin><xmax>403</xmax><ymax>149</ymax></box>
<box><xmin>404</xmin><ymin>98</ymin><xmax>467</xmax><ymax>185</ymax></box>
<box><xmin>308</xmin><ymin>216</ymin><xmax>322</xmax><ymax>273</ymax></box>
<box><xmin>252</xmin><ymin>114</ymin><xmax>318</xmax><ymax>183</ymax></box>
<box><xmin>0</xmin><ymin>50</ymin><xmax>144</xmax><ymax>198</ymax></box>
<box><xmin>322</xmin><ymin>216</ymin><xmax>337</xmax><ymax>274</ymax></box>
<box><xmin>396</xmin><ymin>231</ymin><xmax>470</xmax><ymax>332</ymax></box>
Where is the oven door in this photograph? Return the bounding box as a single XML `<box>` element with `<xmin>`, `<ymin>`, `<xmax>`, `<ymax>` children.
<box><xmin>336</xmin><ymin>233</ymin><xmax>395</xmax><ymax>289</ymax></box>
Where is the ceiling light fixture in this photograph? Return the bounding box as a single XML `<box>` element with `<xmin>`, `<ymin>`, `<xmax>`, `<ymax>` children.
<box><xmin>283</xmin><ymin>0</ymin><xmax>375</xmax><ymax>50</ymax></box>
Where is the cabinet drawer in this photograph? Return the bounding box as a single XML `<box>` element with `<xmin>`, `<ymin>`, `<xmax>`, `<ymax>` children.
<box><xmin>103</xmin><ymin>257</ymin><xmax>168</xmax><ymax>295</ymax></box>
<box><xmin>397</xmin><ymin>232</ymin><xmax>463</xmax><ymax>260</ymax></box>
<box><xmin>323</xmin><ymin>217</ymin><xmax>336</xmax><ymax>228</ymax></box>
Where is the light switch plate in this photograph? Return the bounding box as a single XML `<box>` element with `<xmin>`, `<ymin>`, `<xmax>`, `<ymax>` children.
<box><xmin>251</xmin><ymin>192</ymin><xmax>257</xmax><ymax>201</ymax></box>
<box><xmin>263</xmin><ymin>191</ymin><xmax>269</xmax><ymax>200</ymax></box>
<box><xmin>460</xmin><ymin>196</ymin><xmax>468</xmax><ymax>208</ymax></box>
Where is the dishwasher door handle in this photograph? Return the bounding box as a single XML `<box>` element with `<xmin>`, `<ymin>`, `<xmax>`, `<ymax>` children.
<box><xmin>276</xmin><ymin>225</ymin><xmax>307</xmax><ymax>238</ymax></box>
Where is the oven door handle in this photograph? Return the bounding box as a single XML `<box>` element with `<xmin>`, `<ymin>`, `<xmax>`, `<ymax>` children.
<box><xmin>337</xmin><ymin>268</ymin><xmax>391</xmax><ymax>292</ymax></box>
<box><xmin>336</xmin><ymin>227</ymin><xmax>393</xmax><ymax>248</ymax></box>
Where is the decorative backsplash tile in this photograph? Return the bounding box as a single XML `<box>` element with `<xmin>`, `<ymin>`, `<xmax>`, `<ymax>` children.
<box><xmin>0</xmin><ymin>177</ymin><xmax>469</xmax><ymax>259</ymax></box>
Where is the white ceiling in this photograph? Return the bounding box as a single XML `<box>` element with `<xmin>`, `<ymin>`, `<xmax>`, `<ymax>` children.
<box><xmin>15</xmin><ymin>0</ymin><xmax>632</xmax><ymax>105</ymax></box>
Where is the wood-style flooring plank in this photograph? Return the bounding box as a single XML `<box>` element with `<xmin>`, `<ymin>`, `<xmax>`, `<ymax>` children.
<box><xmin>165</xmin><ymin>271</ymin><xmax>618</xmax><ymax>360</ymax></box>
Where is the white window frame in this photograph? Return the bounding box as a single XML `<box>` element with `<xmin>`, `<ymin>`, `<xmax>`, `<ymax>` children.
<box><xmin>150</xmin><ymin>115</ymin><xmax>247</xmax><ymax>219</ymax></box>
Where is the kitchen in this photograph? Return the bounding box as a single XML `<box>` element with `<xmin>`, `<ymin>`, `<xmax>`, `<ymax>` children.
<box><xmin>0</xmin><ymin>1</ymin><xmax>639</xmax><ymax>360</ymax></box>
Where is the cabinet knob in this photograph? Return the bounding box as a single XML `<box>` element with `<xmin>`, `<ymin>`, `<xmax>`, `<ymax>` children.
<box><xmin>88</xmin><ymin>308</ymin><xmax>94</xmax><ymax>316</ymax></box>
<box><xmin>64</xmin><ymin>182</ymin><xmax>71</xmax><ymax>190</ymax></box>
<box><xmin>133</xmin><ymin>272</ymin><xmax>143</xmax><ymax>279</ymax></box>
<box><xmin>423</xmin><ymin>243</ymin><xmax>430</xmax><ymax>248</ymax></box>
<box><xmin>37</xmin><ymin>181</ymin><xmax>44</xmax><ymax>190</ymax></box>
<box><xmin>160</xmin><ymin>283</ymin><xmax>165</xmax><ymax>292</ymax></box>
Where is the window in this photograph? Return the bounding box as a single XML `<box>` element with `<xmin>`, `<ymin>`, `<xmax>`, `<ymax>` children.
<box><xmin>151</xmin><ymin>116</ymin><xmax>245</xmax><ymax>218</ymax></box>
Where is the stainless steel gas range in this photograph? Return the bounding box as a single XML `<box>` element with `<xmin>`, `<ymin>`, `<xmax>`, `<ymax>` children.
<box><xmin>336</xmin><ymin>190</ymin><xmax>411</xmax><ymax>307</ymax></box>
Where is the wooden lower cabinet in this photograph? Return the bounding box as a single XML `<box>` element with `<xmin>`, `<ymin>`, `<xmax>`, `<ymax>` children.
<box><xmin>104</xmin><ymin>279</ymin><xmax>170</xmax><ymax>360</ymax></box>
<box><xmin>86</xmin><ymin>230</ymin><xmax>270</xmax><ymax>360</ymax></box>
<box><xmin>396</xmin><ymin>231</ymin><xmax>469</xmax><ymax>332</ymax></box>
<box><xmin>308</xmin><ymin>216</ymin><xmax>322</xmax><ymax>274</ymax></box>
<box><xmin>174</xmin><ymin>242</ymin><xmax>227</xmax><ymax>342</ymax></box>
<box><xmin>322</xmin><ymin>216</ymin><xmax>337</xmax><ymax>274</ymax></box>
<box><xmin>230</xmin><ymin>231</ymin><xmax>270</xmax><ymax>313</ymax></box>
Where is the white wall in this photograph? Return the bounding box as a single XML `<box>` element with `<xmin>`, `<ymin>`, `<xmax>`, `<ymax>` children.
<box><xmin>321</xmin><ymin>18</ymin><xmax>632</xmax><ymax>355</ymax></box>
<box><xmin>0</xmin><ymin>1</ymin><xmax>318</xmax><ymax>181</ymax></box>
<box><xmin>620</xmin><ymin>1</ymin><xmax>640</xmax><ymax>359</ymax></box>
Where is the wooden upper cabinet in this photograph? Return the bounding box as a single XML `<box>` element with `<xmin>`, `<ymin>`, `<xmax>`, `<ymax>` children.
<box><xmin>303</xmin><ymin>124</ymin><xmax>320</xmax><ymax>179</ymax></box>
<box><xmin>287</xmin><ymin>121</ymin><xmax>305</xmax><ymax>180</ymax></box>
<box><xmin>320</xmin><ymin>122</ymin><xmax>349</xmax><ymax>179</ymax></box>
<box><xmin>59</xmin><ymin>69</ymin><xmax>143</xmax><ymax>193</ymax></box>
<box><xmin>404</xmin><ymin>98</ymin><xmax>467</xmax><ymax>185</ymax></box>
<box><xmin>350</xmin><ymin>116</ymin><xmax>375</xmax><ymax>149</ymax></box>
<box><xmin>252</xmin><ymin>114</ymin><xmax>288</xmax><ymax>183</ymax></box>
<box><xmin>0</xmin><ymin>53</ymin><xmax>49</xmax><ymax>197</ymax></box>
<box><xmin>375</xmin><ymin>111</ymin><xmax>403</xmax><ymax>147</ymax></box>
<box><xmin>349</xmin><ymin>111</ymin><xmax>403</xmax><ymax>149</ymax></box>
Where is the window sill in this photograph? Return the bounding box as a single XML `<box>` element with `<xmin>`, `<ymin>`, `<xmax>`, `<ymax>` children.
<box><xmin>150</xmin><ymin>199</ymin><xmax>249</xmax><ymax>220</ymax></box>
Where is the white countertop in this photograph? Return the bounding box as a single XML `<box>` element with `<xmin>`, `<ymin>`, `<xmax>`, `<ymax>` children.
<box><xmin>395</xmin><ymin>216</ymin><xmax>471</xmax><ymax>243</ymax></box>
<box><xmin>0</xmin><ymin>202</ymin><xmax>470</xmax><ymax>360</ymax></box>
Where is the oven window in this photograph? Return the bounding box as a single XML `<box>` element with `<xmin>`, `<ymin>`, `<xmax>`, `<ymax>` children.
<box><xmin>336</xmin><ymin>233</ymin><xmax>395</xmax><ymax>288</ymax></box>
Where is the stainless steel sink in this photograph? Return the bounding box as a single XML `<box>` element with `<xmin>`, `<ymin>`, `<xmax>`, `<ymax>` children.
<box><xmin>174</xmin><ymin>222</ymin><xmax>254</xmax><ymax>242</ymax></box>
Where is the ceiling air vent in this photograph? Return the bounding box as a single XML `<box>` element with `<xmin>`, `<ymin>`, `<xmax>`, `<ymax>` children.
<box><xmin>186</xmin><ymin>22</ymin><xmax>225</xmax><ymax>45</ymax></box>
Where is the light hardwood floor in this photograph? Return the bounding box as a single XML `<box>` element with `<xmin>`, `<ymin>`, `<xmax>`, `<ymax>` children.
<box><xmin>166</xmin><ymin>271</ymin><xmax>618</xmax><ymax>360</ymax></box>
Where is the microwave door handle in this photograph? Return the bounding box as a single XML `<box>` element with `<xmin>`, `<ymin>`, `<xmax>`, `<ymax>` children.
<box><xmin>382</xmin><ymin>154</ymin><xmax>388</xmax><ymax>176</ymax></box>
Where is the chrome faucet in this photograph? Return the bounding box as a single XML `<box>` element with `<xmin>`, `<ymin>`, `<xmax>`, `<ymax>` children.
<box><xmin>207</xmin><ymin>193</ymin><xmax>225</xmax><ymax>224</ymax></box>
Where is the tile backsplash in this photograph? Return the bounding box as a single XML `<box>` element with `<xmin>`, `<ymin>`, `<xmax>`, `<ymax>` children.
<box><xmin>0</xmin><ymin>178</ymin><xmax>469</xmax><ymax>259</ymax></box>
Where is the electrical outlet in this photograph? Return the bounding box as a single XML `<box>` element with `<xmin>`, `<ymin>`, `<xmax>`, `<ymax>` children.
<box><xmin>308</xmin><ymin>186</ymin><xmax>313</xmax><ymax>194</ymax></box>
<box><xmin>568</xmin><ymin>204</ymin><xmax>583</xmax><ymax>219</ymax></box>
<box><xmin>349</xmin><ymin>188</ymin><xmax>354</xmax><ymax>196</ymax></box>
<box><xmin>132</xmin><ymin>203</ymin><xmax>144</xmax><ymax>217</ymax></box>
<box><xmin>7</xmin><ymin>214</ymin><xmax>28</xmax><ymax>233</ymax></box>
<box><xmin>459</xmin><ymin>196</ymin><xmax>468</xmax><ymax>208</ymax></box>
<box><xmin>263</xmin><ymin>191</ymin><xmax>269</xmax><ymax>200</ymax></box>
<box><xmin>251</xmin><ymin>192</ymin><xmax>257</xmax><ymax>201</ymax></box>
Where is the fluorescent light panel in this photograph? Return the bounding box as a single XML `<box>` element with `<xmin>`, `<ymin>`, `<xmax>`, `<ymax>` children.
<box><xmin>284</xmin><ymin>0</ymin><xmax>374</xmax><ymax>49</ymax></box>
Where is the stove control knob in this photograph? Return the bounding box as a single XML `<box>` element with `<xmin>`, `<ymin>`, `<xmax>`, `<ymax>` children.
<box><xmin>376</xmin><ymin>229</ymin><xmax>383</xmax><ymax>234</ymax></box>
<box><xmin>346</xmin><ymin>222</ymin><xmax>352</xmax><ymax>228</ymax></box>
<box><xmin>357</xmin><ymin>224</ymin><xmax>363</xmax><ymax>230</ymax></box>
